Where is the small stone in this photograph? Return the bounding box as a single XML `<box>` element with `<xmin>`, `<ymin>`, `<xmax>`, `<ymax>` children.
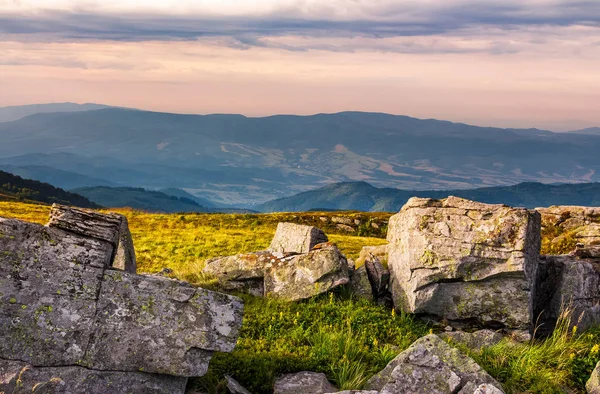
<box><xmin>445</xmin><ymin>326</ymin><xmax>453</xmax><ymax>332</ymax></box>
<box><xmin>225</xmin><ymin>375</ymin><xmax>252</xmax><ymax>394</ymax></box>
<box><xmin>349</xmin><ymin>265</ymin><xmax>374</xmax><ymax>301</ymax></box>
<box><xmin>274</xmin><ymin>371</ymin><xmax>337</xmax><ymax>394</ymax></box>
<box><xmin>269</xmin><ymin>222</ymin><xmax>328</xmax><ymax>254</ymax></box>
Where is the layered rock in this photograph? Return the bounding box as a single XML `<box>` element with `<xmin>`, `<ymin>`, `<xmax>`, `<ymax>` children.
<box><xmin>0</xmin><ymin>359</ymin><xmax>187</xmax><ymax>394</ymax></box>
<box><xmin>269</xmin><ymin>222</ymin><xmax>328</xmax><ymax>254</ymax></box>
<box><xmin>387</xmin><ymin>196</ymin><xmax>541</xmax><ymax>329</ymax></box>
<box><xmin>0</xmin><ymin>208</ymin><xmax>243</xmax><ymax>393</ymax></box>
<box><xmin>48</xmin><ymin>204</ymin><xmax>137</xmax><ymax>273</ymax></box>
<box><xmin>535</xmin><ymin>255</ymin><xmax>600</xmax><ymax>333</ymax></box>
<box><xmin>364</xmin><ymin>335</ymin><xmax>504</xmax><ymax>393</ymax></box>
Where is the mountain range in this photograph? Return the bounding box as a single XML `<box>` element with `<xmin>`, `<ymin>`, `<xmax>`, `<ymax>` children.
<box><xmin>1</xmin><ymin>103</ymin><xmax>600</xmax><ymax>206</ymax></box>
<box><xmin>258</xmin><ymin>181</ymin><xmax>600</xmax><ymax>212</ymax></box>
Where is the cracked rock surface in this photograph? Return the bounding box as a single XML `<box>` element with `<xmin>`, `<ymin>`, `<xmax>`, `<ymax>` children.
<box><xmin>386</xmin><ymin>196</ymin><xmax>540</xmax><ymax>329</ymax></box>
<box><xmin>1</xmin><ymin>209</ymin><xmax>244</xmax><ymax>393</ymax></box>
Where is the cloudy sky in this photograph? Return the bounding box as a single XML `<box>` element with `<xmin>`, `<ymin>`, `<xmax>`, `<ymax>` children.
<box><xmin>1</xmin><ymin>0</ymin><xmax>599</xmax><ymax>131</ymax></box>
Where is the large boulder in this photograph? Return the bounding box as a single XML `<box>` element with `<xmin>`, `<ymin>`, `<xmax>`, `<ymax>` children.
<box><xmin>264</xmin><ymin>243</ymin><xmax>350</xmax><ymax>301</ymax></box>
<box><xmin>438</xmin><ymin>330</ymin><xmax>503</xmax><ymax>350</ymax></box>
<box><xmin>1</xmin><ymin>212</ymin><xmax>244</xmax><ymax>392</ymax></box>
<box><xmin>364</xmin><ymin>335</ymin><xmax>504</xmax><ymax>393</ymax></box>
<box><xmin>269</xmin><ymin>222</ymin><xmax>328</xmax><ymax>254</ymax></box>
<box><xmin>349</xmin><ymin>265</ymin><xmax>374</xmax><ymax>301</ymax></box>
<box><xmin>386</xmin><ymin>197</ymin><xmax>540</xmax><ymax>329</ymax></box>
<box><xmin>273</xmin><ymin>371</ymin><xmax>337</xmax><ymax>394</ymax></box>
<box><xmin>0</xmin><ymin>359</ymin><xmax>187</xmax><ymax>394</ymax></box>
<box><xmin>587</xmin><ymin>361</ymin><xmax>600</xmax><ymax>394</ymax></box>
<box><xmin>47</xmin><ymin>204</ymin><xmax>136</xmax><ymax>273</ymax></box>
<box><xmin>534</xmin><ymin>255</ymin><xmax>600</xmax><ymax>333</ymax></box>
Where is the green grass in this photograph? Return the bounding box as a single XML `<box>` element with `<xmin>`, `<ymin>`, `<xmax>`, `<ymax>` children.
<box><xmin>1</xmin><ymin>202</ymin><xmax>600</xmax><ymax>393</ymax></box>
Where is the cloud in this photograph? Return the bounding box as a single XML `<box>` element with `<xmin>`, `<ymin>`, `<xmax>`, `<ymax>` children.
<box><xmin>0</xmin><ymin>0</ymin><xmax>599</xmax><ymax>53</ymax></box>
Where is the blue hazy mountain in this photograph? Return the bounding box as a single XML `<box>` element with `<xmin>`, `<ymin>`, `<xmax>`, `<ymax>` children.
<box><xmin>0</xmin><ymin>102</ymin><xmax>112</xmax><ymax>123</ymax></box>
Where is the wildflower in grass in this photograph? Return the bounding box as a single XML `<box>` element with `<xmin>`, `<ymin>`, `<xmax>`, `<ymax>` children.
<box><xmin>591</xmin><ymin>344</ymin><xmax>600</xmax><ymax>354</ymax></box>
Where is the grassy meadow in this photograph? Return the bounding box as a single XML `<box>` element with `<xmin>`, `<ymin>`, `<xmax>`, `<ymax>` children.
<box><xmin>1</xmin><ymin>201</ymin><xmax>599</xmax><ymax>393</ymax></box>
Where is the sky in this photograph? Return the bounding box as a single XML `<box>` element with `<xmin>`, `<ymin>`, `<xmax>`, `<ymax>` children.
<box><xmin>0</xmin><ymin>0</ymin><xmax>599</xmax><ymax>131</ymax></box>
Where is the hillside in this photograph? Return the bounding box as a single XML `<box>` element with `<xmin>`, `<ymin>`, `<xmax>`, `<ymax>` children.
<box><xmin>159</xmin><ymin>187</ymin><xmax>218</xmax><ymax>208</ymax></box>
<box><xmin>0</xmin><ymin>170</ymin><xmax>99</xmax><ymax>208</ymax></box>
<box><xmin>0</xmin><ymin>102</ymin><xmax>111</xmax><ymax>123</ymax></box>
<box><xmin>2</xmin><ymin>108</ymin><xmax>600</xmax><ymax>205</ymax></box>
<box><xmin>73</xmin><ymin>186</ymin><xmax>212</xmax><ymax>213</ymax></box>
<box><xmin>258</xmin><ymin>181</ymin><xmax>600</xmax><ymax>212</ymax></box>
<box><xmin>0</xmin><ymin>164</ymin><xmax>116</xmax><ymax>189</ymax></box>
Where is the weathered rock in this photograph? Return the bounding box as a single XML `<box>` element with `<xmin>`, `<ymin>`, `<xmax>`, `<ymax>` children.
<box><xmin>1</xmin><ymin>215</ymin><xmax>244</xmax><ymax>377</ymax></box>
<box><xmin>269</xmin><ymin>222</ymin><xmax>328</xmax><ymax>254</ymax></box>
<box><xmin>386</xmin><ymin>196</ymin><xmax>540</xmax><ymax>329</ymax></box>
<box><xmin>458</xmin><ymin>382</ymin><xmax>505</xmax><ymax>394</ymax></box>
<box><xmin>225</xmin><ymin>374</ymin><xmax>253</xmax><ymax>394</ymax></box>
<box><xmin>325</xmin><ymin>392</ymin><xmax>378</xmax><ymax>394</ymax></box>
<box><xmin>0</xmin><ymin>359</ymin><xmax>187</xmax><ymax>394</ymax></box>
<box><xmin>572</xmin><ymin>244</ymin><xmax>600</xmax><ymax>259</ymax></box>
<box><xmin>365</xmin><ymin>258</ymin><xmax>390</xmax><ymax>298</ymax></box>
<box><xmin>0</xmin><ymin>218</ymin><xmax>111</xmax><ymax>366</ymax></box>
<box><xmin>587</xmin><ymin>361</ymin><xmax>600</xmax><ymax>394</ymax></box>
<box><xmin>264</xmin><ymin>243</ymin><xmax>350</xmax><ymax>301</ymax></box>
<box><xmin>332</xmin><ymin>217</ymin><xmax>354</xmax><ymax>226</ymax></box>
<box><xmin>349</xmin><ymin>265</ymin><xmax>374</xmax><ymax>301</ymax></box>
<box><xmin>534</xmin><ymin>255</ymin><xmax>600</xmax><ymax>333</ymax></box>
<box><xmin>438</xmin><ymin>330</ymin><xmax>503</xmax><ymax>350</ymax></box>
<box><xmin>365</xmin><ymin>335</ymin><xmax>504</xmax><ymax>393</ymax></box>
<box><xmin>84</xmin><ymin>272</ymin><xmax>244</xmax><ymax>376</ymax></box>
<box><xmin>203</xmin><ymin>251</ymin><xmax>277</xmax><ymax>296</ymax></box>
<box><xmin>274</xmin><ymin>371</ymin><xmax>337</xmax><ymax>394</ymax></box>
<box><xmin>47</xmin><ymin>204</ymin><xmax>136</xmax><ymax>272</ymax></box>
<box><xmin>113</xmin><ymin>216</ymin><xmax>137</xmax><ymax>273</ymax></box>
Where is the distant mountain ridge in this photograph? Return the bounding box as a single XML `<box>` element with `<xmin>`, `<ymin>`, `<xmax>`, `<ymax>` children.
<box><xmin>2</xmin><ymin>106</ymin><xmax>600</xmax><ymax>205</ymax></box>
<box><xmin>257</xmin><ymin>181</ymin><xmax>600</xmax><ymax>212</ymax></box>
<box><xmin>0</xmin><ymin>170</ymin><xmax>99</xmax><ymax>208</ymax></box>
<box><xmin>0</xmin><ymin>102</ymin><xmax>112</xmax><ymax>123</ymax></box>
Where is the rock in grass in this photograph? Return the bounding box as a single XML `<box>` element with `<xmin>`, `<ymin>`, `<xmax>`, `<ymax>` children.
<box><xmin>364</xmin><ymin>334</ymin><xmax>504</xmax><ymax>393</ymax></box>
<box><xmin>349</xmin><ymin>265</ymin><xmax>374</xmax><ymax>301</ymax></box>
<box><xmin>386</xmin><ymin>196</ymin><xmax>540</xmax><ymax>330</ymax></box>
<box><xmin>0</xmin><ymin>359</ymin><xmax>187</xmax><ymax>394</ymax></box>
<box><xmin>269</xmin><ymin>222</ymin><xmax>328</xmax><ymax>254</ymax></box>
<box><xmin>324</xmin><ymin>391</ymin><xmax>378</xmax><ymax>394</ymax></box>
<box><xmin>225</xmin><ymin>374</ymin><xmax>253</xmax><ymax>394</ymax></box>
<box><xmin>365</xmin><ymin>257</ymin><xmax>390</xmax><ymax>299</ymax></box>
<box><xmin>203</xmin><ymin>251</ymin><xmax>276</xmax><ymax>296</ymax></box>
<box><xmin>273</xmin><ymin>371</ymin><xmax>337</xmax><ymax>394</ymax></box>
<box><xmin>264</xmin><ymin>243</ymin><xmax>350</xmax><ymax>301</ymax></box>
<box><xmin>587</xmin><ymin>361</ymin><xmax>600</xmax><ymax>394</ymax></box>
<box><xmin>534</xmin><ymin>255</ymin><xmax>600</xmax><ymax>334</ymax></box>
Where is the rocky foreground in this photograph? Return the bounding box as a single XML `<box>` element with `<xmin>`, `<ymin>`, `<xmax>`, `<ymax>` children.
<box><xmin>1</xmin><ymin>198</ymin><xmax>600</xmax><ymax>393</ymax></box>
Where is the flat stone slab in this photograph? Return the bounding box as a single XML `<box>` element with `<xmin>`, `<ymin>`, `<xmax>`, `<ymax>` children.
<box><xmin>268</xmin><ymin>222</ymin><xmax>328</xmax><ymax>254</ymax></box>
<box><xmin>84</xmin><ymin>272</ymin><xmax>243</xmax><ymax>376</ymax></box>
<box><xmin>0</xmin><ymin>358</ymin><xmax>187</xmax><ymax>394</ymax></box>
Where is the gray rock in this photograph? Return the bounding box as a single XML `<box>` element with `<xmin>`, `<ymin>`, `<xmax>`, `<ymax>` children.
<box><xmin>336</xmin><ymin>224</ymin><xmax>355</xmax><ymax>232</ymax></box>
<box><xmin>0</xmin><ymin>359</ymin><xmax>187</xmax><ymax>394</ymax></box>
<box><xmin>83</xmin><ymin>272</ymin><xmax>244</xmax><ymax>376</ymax></box>
<box><xmin>0</xmin><ymin>218</ymin><xmax>110</xmax><ymax>366</ymax></box>
<box><xmin>325</xmin><ymin>392</ymin><xmax>379</xmax><ymax>394</ymax></box>
<box><xmin>1</xmin><ymin>215</ymin><xmax>244</xmax><ymax>377</ymax></box>
<box><xmin>587</xmin><ymin>361</ymin><xmax>600</xmax><ymax>394</ymax></box>
<box><xmin>225</xmin><ymin>374</ymin><xmax>253</xmax><ymax>394</ymax></box>
<box><xmin>535</xmin><ymin>255</ymin><xmax>600</xmax><ymax>334</ymax></box>
<box><xmin>386</xmin><ymin>196</ymin><xmax>540</xmax><ymax>330</ymax></box>
<box><xmin>438</xmin><ymin>330</ymin><xmax>503</xmax><ymax>349</ymax></box>
<box><xmin>332</xmin><ymin>217</ymin><xmax>354</xmax><ymax>226</ymax></box>
<box><xmin>459</xmin><ymin>382</ymin><xmax>505</xmax><ymax>394</ymax></box>
<box><xmin>274</xmin><ymin>371</ymin><xmax>337</xmax><ymax>394</ymax></box>
<box><xmin>203</xmin><ymin>251</ymin><xmax>275</xmax><ymax>296</ymax></box>
<box><xmin>537</xmin><ymin>206</ymin><xmax>600</xmax><ymax>254</ymax></box>
<box><xmin>349</xmin><ymin>265</ymin><xmax>374</xmax><ymax>301</ymax></box>
<box><xmin>269</xmin><ymin>222</ymin><xmax>328</xmax><ymax>254</ymax></box>
<box><xmin>47</xmin><ymin>204</ymin><xmax>122</xmax><ymax>246</ymax></box>
<box><xmin>364</xmin><ymin>335</ymin><xmax>504</xmax><ymax>393</ymax></box>
<box><xmin>113</xmin><ymin>216</ymin><xmax>137</xmax><ymax>273</ymax></box>
<box><xmin>47</xmin><ymin>204</ymin><xmax>136</xmax><ymax>272</ymax></box>
<box><xmin>264</xmin><ymin>243</ymin><xmax>350</xmax><ymax>301</ymax></box>
<box><xmin>365</xmin><ymin>257</ymin><xmax>390</xmax><ymax>298</ymax></box>
<box><xmin>356</xmin><ymin>244</ymin><xmax>388</xmax><ymax>267</ymax></box>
